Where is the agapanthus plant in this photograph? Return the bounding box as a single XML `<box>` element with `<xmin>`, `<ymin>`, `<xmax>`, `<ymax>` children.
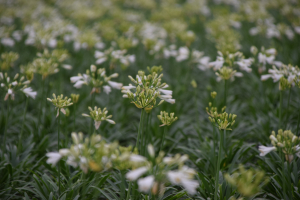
<box><xmin>122</xmin><ymin>66</ymin><xmax>175</xmax><ymax>112</ymax></box>
<box><xmin>0</xmin><ymin>72</ymin><xmax>37</xmax><ymax>101</ymax></box>
<box><xmin>94</xmin><ymin>47</ymin><xmax>135</xmax><ymax>69</ymax></box>
<box><xmin>209</xmin><ymin>51</ymin><xmax>253</xmax><ymax>82</ymax></box>
<box><xmin>261</xmin><ymin>64</ymin><xmax>300</xmax><ymax>90</ymax></box>
<box><xmin>82</xmin><ymin>106</ymin><xmax>115</xmax><ymax>130</ymax></box>
<box><xmin>225</xmin><ymin>165</ymin><xmax>268</xmax><ymax>198</ymax></box>
<box><xmin>70</xmin><ymin>65</ymin><xmax>122</xmax><ymax>94</ymax></box>
<box><xmin>0</xmin><ymin>51</ymin><xmax>19</xmax><ymax>71</ymax></box>
<box><xmin>46</xmin><ymin>132</ymin><xmax>142</xmax><ymax>173</ymax></box>
<box><xmin>126</xmin><ymin>145</ymin><xmax>199</xmax><ymax>196</ymax></box>
<box><xmin>259</xmin><ymin>129</ymin><xmax>300</xmax><ymax>163</ymax></box>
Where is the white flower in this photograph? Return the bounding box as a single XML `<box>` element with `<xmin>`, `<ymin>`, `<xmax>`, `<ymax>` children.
<box><xmin>181</xmin><ymin>179</ymin><xmax>199</xmax><ymax>195</ymax></box>
<box><xmin>130</xmin><ymin>155</ymin><xmax>147</xmax><ymax>162</ymax></box>
<box><xmin>48</xmin><ymin>38</ymin><xmax>57</xmax><ymax>48</ymax></box>
<box><xmin>1</xmin><ymin>38</ymin><xmax>15</xmax><ymax>47</ymax></box>
<box><xmin>108</xmin><ymin>81</ymin><xmax>123</xmax><ymax>89</ymax></box>
<box><xmin>176</xmin><ymin>47</ymin><xmax>189</xmax><ymax>62</ymax></box>
<box><xmin>106</xmin><ymin>119</ymin><xmax>116</xmax><ymax>124</ymax></box>
<box><xmin>126</xmin><ymin>167</ymin><xmax>148</xmax><ymax>181</ymax></box>
<box><xmin>62</xmin><ymin>64</ymin><xmax>72</xmax><ymax>70</ymax></box>
<box><xmin>258</xmin><ymin>145</ymin><xmax>276</xmax><ymax>156</ymax></box>
<box><xmin>22</xmin><ymin>87</ymin><xmax>37</xmax><ymax>99</ymax></box>
<box><xmin>167</xmin><ymin>167</ymin><xmax>198</xmax><ymax>195</ymax></box>
<box><xmin>209</xmin><ymin>56</ymin><xmax>224</xmax><ymax>70</ymax></box>
<box><xmin>103</xmin><ymin>85</ymin><xmax>112</xmax><ymax>94</ymax></box>
<box><xmin>46</xmin><ymin>152</ymin><xmax>62</xmax><ymax>166</ymax></box>
<box><xmin>158</xmin><ymin>89</ymin><xmax>172</xmax><ymax>95</ymax></box>
<box><xmin>74</xmin><ymin>80</ymin><xmax>86</xmax><ymax>88</ymax></box>
<box><xmin>258</xmin><ymin>53</ymin><xmax>275</xmax><ymax>66</ymax></box>
<box><xmin>138</xmin><ymin>176</ymin><xmax>155</xmax><ymax>193</ymax></box>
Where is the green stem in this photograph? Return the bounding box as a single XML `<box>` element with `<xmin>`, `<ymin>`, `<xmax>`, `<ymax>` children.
<box><xmin>296</xmin><ymin>112</ymin><xmax>300</xmax><ymax>136</ymax></box>
<box><xmin>3</xmin><ymin>99</ymin><xmax>10</xmax><ymax>154</ymax></box>
<box><xmin>57</xmin><ymin>110</ymin><xmax>61</xmax><ymax>196</ymax></box>
<box><xmin>136</xmin><ymin>109</ymin><xmax>145</xmax><ymax>154</ymax></box>
<box><xmin>126</xmin><ymin>181</ymin><xmax>131</xmax><ymax>200</ymax></box>
<box><xmin>19</xmin><ymin>97</ymin><xmax>29</xmax><ymax>150</ymax></box>
<box><xmin>286</xmin><ymin>88</ymin><xmax>291</xmax><ymax>129</ymax></box>
<box><xmin>214</xmin><ymin>129</ymin><xmax>225</xmax><ymax>200</ymax></box>
<box><xmin>143</xmin><ymin>113</ymin><xmax>151</xmax><ymax>156</ymax></box>
<box><xmin>159</xmin><ymin>126</ymin><xmax>167</xmax><ymax>153</ymax></box>
<box><xmin>89</xmin><ymin>93</ymin><xmax>96</xmax><ymax>135</ymax></box>
<box><xmin>73</xmin><ymin>103</ymin><xmax>76</xmax><ymax>131</ymax></box>
<box><xmin>279</xmin><ymin>90</ymin><xmax>283</xmax><ymax>129</ymax></box>
<box><xmin>37</xmin><ymin>78</ymin><xmax>45</xmax><ymax>136</ymax></box>
<box><xmin>224</xmin><ymin>80</ymin><xmax>227</xmax><ymax>107</ymax></box>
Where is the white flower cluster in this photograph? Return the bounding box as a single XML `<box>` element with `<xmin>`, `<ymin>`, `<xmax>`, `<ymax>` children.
<box><xmin>208</xmin><ymin>51</ymin><xmax>254</xmax><ymax>81</ymax></box>
<box><xmin>261</xmin><ymin>64</ymin><xmax>300</xmax><ymax>89</ymax></box>
<box><xmin>126</xmin><ymin>145</ymin><xmax>199</xmax><ymax>195</ymax></box>
<box><xmin>70</xmin><ymin>65</ymin><xmax>123</xmax><ymax>94</ymax></box>
<box><xmin>94</xmin><ymin>47</ymin><xmax>135</xmax><ymax>68</ymax></box>
<box><xmin>0</xmin><ymin>72</ymin><xmax>37</xmax><ymax>100</ymax></box>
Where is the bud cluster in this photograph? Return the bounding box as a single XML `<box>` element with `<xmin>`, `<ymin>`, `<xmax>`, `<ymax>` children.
<box><xmin>157</xmin><ymin>111</ymin><xmax>178</xmax><ymax>126</ymax></box>
<box><xmin>225</xmin><ymin>165</ymin><xmax>268</xmax><ymax>197</ymax></box>
<box><xmin>0</xmin><ymin>72</ymin><xmax>36</xmax><ymax>100</ymax></box>
<box><xmin>82</xmin><ymin>106</ymin><xmax>115</xmax><ymax>130</ymax></box>
<box><xmin>261</xmin><ymin>64</ymin><xmax>300</xmax><ymax>90</ymax></box>
<box><xmin>209</xmin><ymin>51</ymin><xmax>253</xmax><ymax>81</ymax></box>
<box><xmin>70</xmin><ymin>93</ymin><xmax>80</xmax><ymax>103</ymax></box>
<box><xmin>0</xmin><ymin>52</ymin><xmax>19</xmax><ymax>71</ymax></box>
<box><xmin>122</xmin><ymin>66</ymin><xmax>175</xmax><ymax>112</ymax></box>
<box><xmin>70</xmin><ymin>65</ymin><xmax>122</xmax><ymax>94</ymax></box>
<box><xmin>47</xmin><ymin>93</ymin><xmax>73</xmax><ymax>117</ymax></box>
<box><xmin>270</xmin><ymin>129</ymin><xmax>300</xmax><ymax>162</ymax></box>
<box><xmin>125</xmin><ymin>145</ymin><xmax>198</xmax><ymax>196</ymax></box>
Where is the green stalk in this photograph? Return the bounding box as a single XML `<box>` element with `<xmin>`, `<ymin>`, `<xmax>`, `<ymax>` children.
<box><xmin>159</xmin><ymin>126</ymin><xmax>167</xmax><ymax>153</ymax></box>
<box><xmin>136</xmin><ymin>109</ymin><xmax>145</xmax><ymax>154</ymax></box>
<box><xmin>37</xmin><ymin>78</ymin><xmax>45</xmax><ymax>136</ymax></box>
<box><xmin>224</xmin><ymin>80</ymin><xmax>227</xmax><ymax>107</ymax></box>
<box><xmin>73</xmin><ymin>103</ymin><xmax>76</xmax><ymax>131</ymax></box>
<box><xmin>89</xmin><ymin>93</ymin><xmax>96</xmax><ymax>135</ymax></box>
<box><xmin>19</xmin><ymin>97</ymin><xmax>29</xmax><ymax>150</ymax></box>
<box><xmin>296</xmin><ymin>112</ymin><xmax>300</xmax><ymax>136</ymax></box>
<box><xmin>120</xmin><ymin>170</ymin><xmax>126</xmax><ymax>199</ymax></box>
<box><xmin>57</xmin><ymin>110</ymin><xmax>61</xmax><ymax>196</ymax></box>
<box><xmin>214</xmin><ymin>129</ymin><xmax>225</xmax><ymax>200</ymax></box>
<box><xmin>279</xmin><ymin>90</ymin><xmax>283</xmax><ymax>129</ymax></box>
<box><xmin>285</xmin><ymin>88</ymin><xmax>291</xmax><ymax>129</ymax></box>
<box><xmin>3</xmin><ymin>98</ymin><xmax>10</xmax><ymax>154</ymax></box>
<box><xmin>143</xmin><ymin>113</ymin><xmax>150</xmax><ymax>156</ymax></box>
<box><xmin>126</xmin><ymin>181</ymin><xmax>131</xmax><ymax>200</ymax></box>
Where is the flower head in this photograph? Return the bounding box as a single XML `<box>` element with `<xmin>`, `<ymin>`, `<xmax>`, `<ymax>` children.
<box><xmin>82</xmin><ymin>106</ymin><xmax>115</xmax><ymax>130</ymax></box>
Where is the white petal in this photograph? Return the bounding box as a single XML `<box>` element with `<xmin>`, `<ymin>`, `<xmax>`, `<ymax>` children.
<box><xmin>126</xmin><ymin>167</ymin><xmax>148</xmax><ymax>181</ymax></box>
<box><xmin>108</xmin><ymin>81</ymin><xmax>123</xmax><ymax>89</ymax></box>
<box><xmin>138</xmin><ymin>176</ymin><xmax>155</xmax><ymax>193</ymax></box>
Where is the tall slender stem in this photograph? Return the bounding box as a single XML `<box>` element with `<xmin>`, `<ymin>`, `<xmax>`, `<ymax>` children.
<box><xmin>214</xmin><ymin>129</ymin><xmax>225</xmax><ymax>200</ymax></box>
<box><xmin>279</xmin><ymin>90</ymin><xmax>283</xmax><ymax>129</ymax></box>
<box><xmin>285</xmin><ymin>88</ymin><xmax>291</xmax><ymax>129</ymax></box>
<box><xmin>57</xmin><ymin>110</ymin><xmax>61</xmax><ymax>196</ymax></box>
<box><xmin>37</xmin><ymin>78</ymin><xmax>45</xmax><ymax>136</ymax></box>
<box><xmin>3</xmin><ymin>99</ymin><xmax>10</xmax><ymax>154</ymax></box>
<box><xmin>136</xmin><ymin>109</ymin><xmax>145</xmax><ymax>154</ymax></box>
<box><xmin>19</xmin><ymin>97</ymin><xmax>29</xmax><ymax>150</ymax></box>
<box><xmin>89</xmin><ymin>93</ymin><xmax>96</xmax><ymax>135</ymax></box>
<box><xmin>159</xmin><ymin>126</ymin><xmax>167</xmax><ymax>153</ymax></box>
<box><xmin>224</xmin><ymin>80</ymin><xmax>227</xmax><ymax>106</ymax></box>
<box><xmin>296</xmin><ymin>112</ymin><xmax>300</xmax><ymax>136</ymax></box>
<box><xmin>73</xmin><ymin>103</ymin><xmax>76</xmax><ymax>130</ymax></box>
<box><xmin>143</xmin><ymin>113</ymin><xmax>150</xmax><ymax>156</ymax></box>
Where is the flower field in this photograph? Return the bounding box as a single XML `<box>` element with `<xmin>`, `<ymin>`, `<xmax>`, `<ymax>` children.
<box><xmin>1</xmin><ymin>0</ymin><xmax>300</xmax><ymax>199</ymax></box>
